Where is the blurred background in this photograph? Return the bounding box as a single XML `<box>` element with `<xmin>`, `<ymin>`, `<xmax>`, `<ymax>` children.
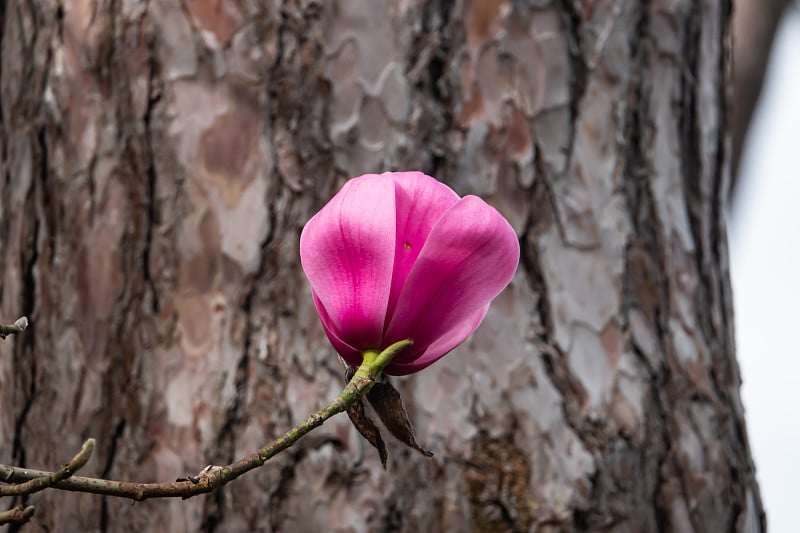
<box><xmin>732</xmin><ymin>3</ymin><xmax>799</xmax><ymax>533</ymax></box>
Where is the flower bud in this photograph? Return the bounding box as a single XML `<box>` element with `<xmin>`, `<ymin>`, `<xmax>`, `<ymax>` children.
<box><xmin>300</xmin><ymin>171</ymin><xmax>519</xmax><ymax>375</ymax></box>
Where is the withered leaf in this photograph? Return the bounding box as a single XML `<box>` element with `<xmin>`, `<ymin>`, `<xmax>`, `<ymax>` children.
<box><xmin>346</xmin><ymin>398</ymin><xmax>388</xmax><ymax>469</ymax></box>
<box><xmin>367</xmin><ymin>380</ymin><xmax>434</xmax><ymax>458</ymax></box>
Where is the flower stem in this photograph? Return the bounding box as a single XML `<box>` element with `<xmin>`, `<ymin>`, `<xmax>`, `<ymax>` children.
<box><xmin>356</xmin><ymin>339</ymin><xmax>413</xmax><ymax>381</ymax></box>
<box><xmin>0</xmin><ymin>339</ymin><xmax>413</xmax><ymax>500</ymax></box>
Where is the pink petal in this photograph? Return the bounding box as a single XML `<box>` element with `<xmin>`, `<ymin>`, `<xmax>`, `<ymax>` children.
<box><xmin>386</xmin><ymin>172</ymin><xmax>460</xmax><ymax>325</ymax></box>
<box><xmin>385</xmin><ymin>304</ymin><xmax>489</xmax><ymax>376</ymax></box>
<box><xmin>300</xmin><ymin>174</ymin><xmax>396</xmax><ymax>349</ymax></box>
<box><xmin>312</xmin><ymin>291</ymin><xmax>363</xmax><ymax>367</ymax></box>
<box><xmin>384</xmin><ymin>195</ymin><xmax>519</xmax><ymax>355</ymax></box>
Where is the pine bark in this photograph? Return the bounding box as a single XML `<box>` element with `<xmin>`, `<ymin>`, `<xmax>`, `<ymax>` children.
<box><xmin>0</xmin><ymin>1</ymin><xmax>764</xmax><ymax>531</ymax></box>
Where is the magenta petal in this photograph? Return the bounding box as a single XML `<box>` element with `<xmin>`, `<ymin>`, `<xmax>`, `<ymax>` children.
<box><xmin>385</xmin><ymin>305</ymin><xmax>489</xmax><ymax>376</ymax></box>
<box><xmin>300</xmin><ymin>174</ymin><xmax>396</xmax><ymax>349</ymax></box>
<box><xmin>386</xmin><ymin>172</ymin><xmax>460</xmax><ymax>323</ymax></box>
<box><xmin>384</xmin><ymin>195</ymin><xmax>519</xmax><ymax>354</ymax></box>
<box><xmin>312</xmin><ymin>291</ymin><xmax>363</xmax><ymax>367</ymax></box>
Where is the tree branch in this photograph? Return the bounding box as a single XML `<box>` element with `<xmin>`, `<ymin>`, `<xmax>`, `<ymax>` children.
<box><xmin>0</xmin><ymin>438</ymin><xmax>95</xmax><ymax>497</ymax></box>
<box><xmin>0</xmin><ymin>340</ymin><xmax>412</xmax><ymax>501</ymax></box>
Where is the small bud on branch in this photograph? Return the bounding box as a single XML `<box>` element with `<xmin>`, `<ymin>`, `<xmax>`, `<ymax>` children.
<box><xmin>0</xmin><ymin>316</ymin><xmax>28</xmax><ymax>339</ymax></box>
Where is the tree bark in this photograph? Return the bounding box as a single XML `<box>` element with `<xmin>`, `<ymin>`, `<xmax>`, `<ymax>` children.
<box><xmin>0</xmin><ymin>1</ymin><xmax>764</xmax><ymax>531</ymax></box>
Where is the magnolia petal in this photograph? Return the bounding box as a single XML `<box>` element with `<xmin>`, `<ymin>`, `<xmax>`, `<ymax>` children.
<box><xmin>300</xmin><ymin>175</ymin><xmax>396</xmax><ymax>349</ymax></box>
<box><xmin>386</xmin><ymin>172</ymin><xmax>460</xmax><ymax>324</ymax></box>
<box><xmin>385</xmin><ymin>304</ymin><xmax>489</xmax><ymax>376</ymax></box>
<box><xmin>384</xmin><ymin>195</ymin><xmax>519</xmax><ymax>355</ymax></box>
<box><xmin>312</xmin><ymin>291</ymin><xmax>363</xmax><ymax>367</ymax></box>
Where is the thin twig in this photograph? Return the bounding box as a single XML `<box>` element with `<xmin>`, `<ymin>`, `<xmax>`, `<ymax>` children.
<box><xmin>0</xmin><ymin>439</ymin><xmax>95</xmax><ymax>497</ymax></box>
<box><xmin>0</xmin><ymin>505</ymin><xmax>36</xmax><ymax>526</ymax></box>
<box><xmin>0</xmin><ymin>340</ymin><xmax>412</xmax><ymax>501</ymax></box>
<box><xmin>0</xmin><ymin>317</ymin><xmax>28</xmax><ymax>339</ymax></box>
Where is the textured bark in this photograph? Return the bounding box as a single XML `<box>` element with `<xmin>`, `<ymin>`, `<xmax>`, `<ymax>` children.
<box><xmin>0</xmin><ymin>1</ymin><xmax>764</xmax><ymax>532</ymax></box>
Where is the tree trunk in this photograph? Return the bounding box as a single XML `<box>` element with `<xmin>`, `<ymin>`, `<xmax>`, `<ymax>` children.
<box><xmin>0</xmin><ymin>1</ymin><xmax>764</xmax><ymax>531</ymax></box>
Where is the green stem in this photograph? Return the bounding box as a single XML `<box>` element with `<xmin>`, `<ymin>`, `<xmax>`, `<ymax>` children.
<box><xmin>355</xmin><ymin>339</ymin><xmax>413</xmax><ymax>382</ymax></box>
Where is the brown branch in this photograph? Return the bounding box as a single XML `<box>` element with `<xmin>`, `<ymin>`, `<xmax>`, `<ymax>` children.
<box><xmin>0</xmin><ymin>438</ymin><xmax>95</xmax><ymax>497</ymax></box>
<box><xmin>0</xmin><ymin>317</ymin><xmax>28</xmax><ymax>339</ymax></box>
<box><xmin>0</xmin><ymin>340</ymin><xmax>413</xmax><ymax>501</ymax></box>
<box><xmin>0</xmin><ymin>505</ymin><xmax>36</xmax><ymax>526</ymax></box>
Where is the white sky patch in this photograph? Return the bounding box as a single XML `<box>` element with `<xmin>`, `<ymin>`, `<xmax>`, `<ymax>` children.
<box><xmin>731</xmin><ymin>8</ymin><xmax>800</xmax><ymax>533</ymax></box>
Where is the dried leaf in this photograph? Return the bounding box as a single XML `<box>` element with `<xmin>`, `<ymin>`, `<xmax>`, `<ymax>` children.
<box><xmin>367</xmin><ymin>380</ymin><xmax>434</xmax><ymax>458</ymax></box>
<box><xmin>346</xmin><ymin>398</ymin><xmax>388</xmax><ymax>468</ymax></box>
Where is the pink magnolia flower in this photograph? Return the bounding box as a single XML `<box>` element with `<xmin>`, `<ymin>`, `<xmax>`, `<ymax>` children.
<box><xmin>300</xmin><ymin>171</ymin><xmax>519</xmax><ymax>375</ymax></box>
